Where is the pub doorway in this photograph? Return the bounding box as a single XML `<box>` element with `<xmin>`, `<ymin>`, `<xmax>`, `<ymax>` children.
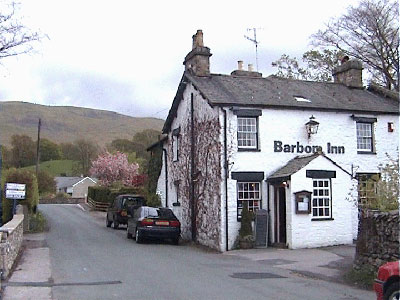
<box><xmin>274</xmin><ymin>185</ymin><xmax>287</xmax><ymax>246</ymax></box>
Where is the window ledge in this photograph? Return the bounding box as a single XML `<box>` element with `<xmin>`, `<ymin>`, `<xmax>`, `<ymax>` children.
<box><xmin>311</xmin><ymin>218</ymin><xmax>334</xmax><ymax>221</ymax></box>
<box><xmin>238</xmin><ymin>148</ymin><xmax>261</xmax><ymax>152</ymax></box>
<box><xmin>357</xmin><ymin>151</ymin><xmax>376</xmax><ymax>155</ymax></box>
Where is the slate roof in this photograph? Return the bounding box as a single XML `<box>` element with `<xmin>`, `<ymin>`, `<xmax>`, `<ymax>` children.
<box><xmin>163</xmin><ymin>71</ymin><xmax>399</xmax><ymax>133</ymax></box>
<box><xmin>267</xmin><ymin>154</ymin><xmax>320</xmax><ymax>181</ymax></box>
<box><xmin>267</xmin><ymin>153</ymin><xmax>351</xmax><ymax>182</ymax></box>
<box><xmin>186</xmin><ymin>73</ymin><xmax>399</xmax><ymax>112</ymax></box>
<box><xmin>55</xmin><ymin>177</ymin><xmax>97</xmax><ymax>189</ymax></box>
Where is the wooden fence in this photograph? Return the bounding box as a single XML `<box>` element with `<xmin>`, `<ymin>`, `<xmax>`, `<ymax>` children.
<box><xmin>87</xmin><ymin>198</ymin><xmax>110</xmax><ymax>212</ymax></box>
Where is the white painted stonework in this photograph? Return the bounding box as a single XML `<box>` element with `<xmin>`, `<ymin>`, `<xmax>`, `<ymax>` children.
<box><xmin>158</xmin><ymin>80</ymin><xmax>399</xmax><ymax>252</ymax></box>
<box><xmin>158</xmin><ymin>84</ymin><xmax>399</xmax><ymax>251</ymax></box>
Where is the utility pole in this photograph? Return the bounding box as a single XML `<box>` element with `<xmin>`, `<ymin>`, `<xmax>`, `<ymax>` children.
<box><xmin>35</xmin><ymin>118</ymin><xmax>41</xmax><ymax>179</ymax></box>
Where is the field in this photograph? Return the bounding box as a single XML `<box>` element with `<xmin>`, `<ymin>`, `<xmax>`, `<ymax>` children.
<box><xmin>21</xmin><ymin>160</ymin><xmax>80</xmax><ymax>177</ymax></box>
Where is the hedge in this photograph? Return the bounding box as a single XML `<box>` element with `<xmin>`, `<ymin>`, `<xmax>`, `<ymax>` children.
<box><xmin>2</xmin><ymin>168</ymin><xmax>39</xmax><ymax>224</ymax></box>
<box><xmin>88</xmin><ymin>186</ymin><xmax>141</xmax><ymax>204</ymax></box>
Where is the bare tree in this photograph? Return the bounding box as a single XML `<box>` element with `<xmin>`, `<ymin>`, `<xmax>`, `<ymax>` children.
<box><xmin>312</xmin><ymin>0</ymin><xmax>399</xmax><ymax>91</ymax></box>
<box><xmin>0</xmin><ymin>1</ymin><xmax>43</xmax><ymax>61</ymax></box>
<box><xmin>271</xmin><ymin>49</ymin><xmax>343</xmax><ymax>82</ymax></box>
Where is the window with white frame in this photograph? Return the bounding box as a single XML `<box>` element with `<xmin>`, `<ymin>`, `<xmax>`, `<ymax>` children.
<box><xmin>237</xmin><ymin>117</ymin><xmax>258</xmax><ymax>149</ymax></box>
<box><xmin>237</xmin><ymin>182</ymin><xmax>261</xmax><ymax>220</ymax></box>
<box><xmin>357</xmin><ymin>173</ymin><xmax>379</xmax><ymax>207</ymax></box>
<box><xmin>312</xmin><ymin>179</ymin><xmax>331</xmax><ymax>218</ymax></box>
<box><xmin>356</xmin><ymin>122</ymin><xmax>374</xmax><ymax>152</ymax></box>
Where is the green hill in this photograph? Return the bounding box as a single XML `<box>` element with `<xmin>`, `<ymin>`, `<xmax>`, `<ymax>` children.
<box><xmin>0</xmin><ymin>101</ymin><xmax>165</xmax><ymax>147</ymax></box>
<box><xmin>21</xmin><ymin>160</ymin><xmax>79</xmax><ymax>177</ymax></box>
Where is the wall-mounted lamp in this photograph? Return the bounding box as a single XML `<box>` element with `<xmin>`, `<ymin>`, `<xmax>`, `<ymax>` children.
<box><xmin>305</xmin><ymin>115</ymin><xmax>319</xmax><ymax>138</ymax></box>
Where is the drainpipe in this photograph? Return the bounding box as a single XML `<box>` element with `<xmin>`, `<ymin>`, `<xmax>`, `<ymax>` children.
<box><xmin>190</xmin><ymin>93</ymin><xmax>196</xmax><ymax>241</ymax></box>
<box><xmin>162</xmin><ymin>148</ymin><xmax>168</xmax><ymax>207</ymax></box>
<box><xmin>266</xmin><ymin>182</ymin><xmax>270</xmax><ymax>246</ymax></box>
<box><xmin>223</xmin><ymin>108</ymin><xmax>229</xmax><ymax>251</ymax></box>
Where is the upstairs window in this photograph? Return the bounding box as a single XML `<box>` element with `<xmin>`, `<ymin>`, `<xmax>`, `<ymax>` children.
<box><xmin>356</xmin><ymin>122</ymin><xmax>373</xmax><ymax>152</ymax></box>
<box><xmin>237</xmin><ymin>117</ymin><xmax>258</xmax><ymax>149</ymax></box>
<box><xmin>234</xmin><ymin>109</ymin><xmax>262</xmax><ymax>151</ymax></box>
<box><xmin>352</xmin><ymin>116</ymin><xmax>376</xmax><ymax>154</ymax></box>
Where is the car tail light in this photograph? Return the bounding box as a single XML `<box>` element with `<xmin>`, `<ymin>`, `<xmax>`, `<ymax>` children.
<box><xmin>141</xmin><ymin>218</ymin><xmax>154</xmax><ymax>226</ymax></box>
<box><xmin>169</xmin><ymin>220</ymin><xmax>180</xmax><ymax>227</ymax></box>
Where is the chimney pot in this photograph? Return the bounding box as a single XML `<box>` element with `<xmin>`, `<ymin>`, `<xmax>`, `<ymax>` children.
<box><xmin>184</xmin><ymin>30</ymin><xmax>212</xmax><ymax>76</ymax></box>
<box><xmin>238</xmin><ymin>60</ymin><xmax>244</xmax><ymax>70</ymax></box>
<box><xmin>332</xmin><ymin>59</ymin><xmax>363</xmax><ymax>88</ymax></box>
<box><xmin>248</xmin><ymin>64</ymin><xmax>254</xmax><ymax>72</ymax></box>
<box><xmin>192</xmin><ymin>30</ymin><xmax>204</xmax><ymax>49</ymax></box>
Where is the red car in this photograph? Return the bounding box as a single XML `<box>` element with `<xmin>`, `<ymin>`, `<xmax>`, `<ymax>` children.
<box><xmin>374</xmin><ymin>261</ymin><xmax>399</xmax><ymax>300</ymax></box>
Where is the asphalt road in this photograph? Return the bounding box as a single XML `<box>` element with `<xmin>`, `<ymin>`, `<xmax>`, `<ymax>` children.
<box><xmin>40</xmin><ymin>204</ymin><xmax>373</xmax><ymax>300</ymax></box>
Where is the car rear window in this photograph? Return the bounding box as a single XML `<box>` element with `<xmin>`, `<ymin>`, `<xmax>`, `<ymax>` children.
<box><xmin>122</xmin><ymin>197</ymin><xmax>144</xmax><ymax>208</ymax></box>
<box><xmin>144</xmin><ymin>207</ymin><xmax>175</xmax><ymax>219</ymax></box>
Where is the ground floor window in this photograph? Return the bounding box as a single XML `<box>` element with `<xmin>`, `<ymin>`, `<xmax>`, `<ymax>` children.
<box><xmin>237</xmin><ymin>182</ymin><xmax>261</xmax><ymax>220</ymax></box>
<box><xmin>357</xmin><ymin>173</ymin><xmax>379</xmax><ymax>208</ymax></box>
<box><xmin>312</xmin><ymin>179</ymin><xmax>331</xmax><ymax>219</ymax></box>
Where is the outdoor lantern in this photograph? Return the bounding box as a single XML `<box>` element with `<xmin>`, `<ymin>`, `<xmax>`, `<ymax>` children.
<box><xmin>305</xmin><ymin>115</ymin><xmax>319</xmax><ymax>138</ymax></box>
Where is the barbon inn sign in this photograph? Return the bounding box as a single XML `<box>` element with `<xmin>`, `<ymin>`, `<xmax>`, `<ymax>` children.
<box><xmin>274</xmin><ymin>141</ymin><xmax>345</xmax><ymax>154</ymax></box>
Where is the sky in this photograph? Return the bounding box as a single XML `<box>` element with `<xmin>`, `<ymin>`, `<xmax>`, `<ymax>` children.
<box><xmin>0</xmin><ymin>0</ymin><xmax>361</xmax><ymax>120</ymax></box>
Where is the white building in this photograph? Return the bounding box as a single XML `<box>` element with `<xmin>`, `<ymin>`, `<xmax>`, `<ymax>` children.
<box><xmin>153</xmin><ymin>30</ymin><xmax>399</xmax><ymax>252</ymax></box>
<box><xmin>55</xmin><ymin>176</ymin><xmax>97</xmax><ymax>199</ymax></box>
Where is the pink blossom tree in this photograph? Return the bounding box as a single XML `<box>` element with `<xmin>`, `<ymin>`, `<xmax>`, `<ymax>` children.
<box><xmin>89</xmin><ymin>152</ymin><xmax>145</xmax><ymax>187</ymax></box>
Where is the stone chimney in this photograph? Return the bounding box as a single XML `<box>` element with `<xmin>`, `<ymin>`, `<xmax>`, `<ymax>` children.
<box><xmin>332</xmin><ymin>59</ymin><xmax>363</xmax><ymax>88</ymax></box>
<box><xmin>231</xmin><ymin>60</ymin><xmax>262</xmax><ymax>78</ymax></box>
<box><xmin>183</xmin><ymin>30</ymin><xmax>212</xmax><ymax>76</ymax></box>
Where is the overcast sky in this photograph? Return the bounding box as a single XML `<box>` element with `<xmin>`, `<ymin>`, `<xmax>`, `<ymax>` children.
<box><xmin>0</xmin><ymin>0</ymin><xmax>361</xmax><ymax>120</ymax></box>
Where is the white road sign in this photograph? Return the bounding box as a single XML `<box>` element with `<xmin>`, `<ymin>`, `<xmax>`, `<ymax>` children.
<box><xmin>6</xmin><ymin>183</ymin><xmax>26</xmax><ymax>191</ymax></box>
<box><xmin>6</xmin><ymin>190</ymin><xmax>26</xmax><ymax>199</ymax></box>
<box><xmin>6</xmin><ymin>183</ymin><xmax>26</xmax><ymax>199</ymax></box>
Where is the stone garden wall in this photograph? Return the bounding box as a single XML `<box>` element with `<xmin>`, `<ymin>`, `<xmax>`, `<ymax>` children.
<box><xmin>0</xmin><ymin>212</ymin><xmax>24</xmax><ymax>279</ymax></box>
<box><xmin>354</xmin><ymin>210</ymin><xmax>399</xmax><ymax>270</ymax></box>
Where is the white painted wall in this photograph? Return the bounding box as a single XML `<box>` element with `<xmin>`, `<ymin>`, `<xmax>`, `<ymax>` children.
<box><xmin>224</xmin><ymin>107</ymin><xmax>398</xmax><ymax>250</ymax></box>
<box><xmin>289</xmin><ymin>156</ymin><xmax>355</xmax><ymax>249</ymax></box>
<box><xmin>158</xmin><ymin>82</ymin><xmax>399</xmax><ymax>251</ymax></box>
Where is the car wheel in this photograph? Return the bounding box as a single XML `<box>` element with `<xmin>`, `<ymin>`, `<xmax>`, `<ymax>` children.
<box><xmin>384</xmin><ymin>282</ymin><xmax>400</xmax><ymax>300</ymax></box>
<box><xmin>106</xmin><ymin>216</ymin><xmax>112</xmax><ymax>227</ymax></box>
<box><xmin>113</xmin><ymin>217</ymin><xmax>119</xmax><ymax>229</ymax></box>
<box><xmin>135</xmin><ymin>228</ymin><xmax>142</xmax><ymax>243</ymax></box>
<box><xmin>127</xmin><ymin>230</ymin><xmax>132</xmax><ymax>239</ymax></box>
<box><xmin>173</xmin><ymin>236</ymin><xmax>179</xmax><ymax>245</ymax></box>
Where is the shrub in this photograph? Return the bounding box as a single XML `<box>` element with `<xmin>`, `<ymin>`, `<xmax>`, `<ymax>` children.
<box><xmin>29</xmin><ymin>210</ymin><xmax>48</xmax><ymax>233</ymax></box>
<box><xmin>55</xmin><ymin>192</ymin><xmax>70</xmax><ymax>199</ymax></box>
<box><xmin>239</xmin><ymin>202</ymin><xmax>253</xmax><ymax>238</ymax></box>
<box><xmin>2</xmin><ymin>168</ymin><xmax>39</xmax><ymax>224</ymax></box>
<box><xmin>143</xmin><ymin>191</ymin><xmax>161</xmax><ymax>207</ymax></box>
<box><xmin>37</xmin><ymin>170</ymin><xmax>56</xmax><ymax>196</ymax></box>
<box><xmin>88</xmin><ymin>186</ymin><xmax>110</xmax><ymax>203</ymax></box>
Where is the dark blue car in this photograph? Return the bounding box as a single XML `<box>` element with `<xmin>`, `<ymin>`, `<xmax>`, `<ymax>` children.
<box><xmin>127</xmin><ymin>206</ymin><xmax>181</xmax><ymax>245</ymax></box>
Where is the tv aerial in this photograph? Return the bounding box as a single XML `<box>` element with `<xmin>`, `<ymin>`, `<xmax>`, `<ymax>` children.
<box><xmin>244</xmin><ymin>28</ymin><xmax>263</xmax><ymax>71</ymax></box>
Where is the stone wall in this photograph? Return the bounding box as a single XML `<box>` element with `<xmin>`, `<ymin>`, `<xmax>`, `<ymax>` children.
<box><xmin>354</xmin><ymin>210</ymin><xmax>399</xmax><ymax>270</ymax></box>
<box><xmin>0</xmin><ymin>212</ymin><xmax>24</xmax><ymax>279</ymax></box>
